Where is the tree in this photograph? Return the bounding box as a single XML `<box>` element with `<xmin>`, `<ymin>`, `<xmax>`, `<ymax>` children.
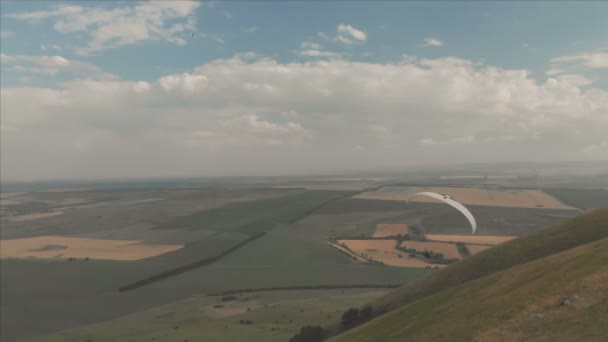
<box><xmin>341</xmin><ymin>308</ymin><xmax>360</xmax><ymax>328</ymax></box>
<box><xmin>360</xmin><ymin>305</ymin><xmax>373</xmax><ymax>321</ymax></box>
<box><xmin>289</xmin><ymin>325</ymin><xmax>326</xmax><ymax>342</ymax></box>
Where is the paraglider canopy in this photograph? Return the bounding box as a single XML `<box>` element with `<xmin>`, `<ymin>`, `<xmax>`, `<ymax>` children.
<box><xmin>407</xmin><ymin>192</ymin><xmax>477</xmax><ymax>234</ymax></box>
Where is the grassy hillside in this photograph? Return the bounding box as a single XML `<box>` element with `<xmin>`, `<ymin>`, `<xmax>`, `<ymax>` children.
<box><xmin>334</xmin><ymin>236</ymin><xmax>608</xmax><ymax>341</ymax></box>
<box><xmin>372</xmin><ymin>208</ymin><xmax>607</xmax><ymax>312</ymax></box>
<box><xmin>324</xmin><ymin>208</ymin><xmax>608</xmax><ymax>336</ymax></box>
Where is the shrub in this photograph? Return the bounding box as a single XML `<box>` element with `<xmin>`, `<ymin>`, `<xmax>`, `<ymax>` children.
<box><xmin>289</xmin><ymin>325</ymin><xmax>326</xmax><ymax>342</ymax></box>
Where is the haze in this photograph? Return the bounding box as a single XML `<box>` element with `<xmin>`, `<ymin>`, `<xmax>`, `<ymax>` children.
<box><xmin>1</xmin><ymin>1</ymin><xmax>607</xmax><ymax>181</ymax></box>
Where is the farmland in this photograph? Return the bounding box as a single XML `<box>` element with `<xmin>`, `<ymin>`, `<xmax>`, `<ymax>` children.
<box><xmin>425</xmin><ymin>234</ymin><xmax>517</xmax><ymax>245</ymax></box>
<box><xmin>1</xmin><ymin>177</ymin><xmax>605</xmax><ymax>341</ymax></box>
<box><xmin>373</xmin><ymin>223</ymin><xmax>408</xmax><ymax>237</ymax></box>
<box><xmin>0</xmin><ymin>236</ymin><xmax>183</xmax><ymax>261</ymax></box>
<box><xmin>354</xmin><ymin>186</ymin><xmax>575</xmax><ymax>209</ymax></box>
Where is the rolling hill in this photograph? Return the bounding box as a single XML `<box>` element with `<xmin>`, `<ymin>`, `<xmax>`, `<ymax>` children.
<box><xmin>333</xmin><ymin>237</ymin><xmax>608</xmax><ymax>341</ymax></box>
<box><xmin>325</xmin><ymin>208</ymin><xmax>608</xmax><ymax>340</ymax></box>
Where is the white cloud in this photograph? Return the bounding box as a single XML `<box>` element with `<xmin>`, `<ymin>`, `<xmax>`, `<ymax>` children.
<box><xmin>337</xmin><ymin>24</ymin><xmax>367</xmax><ymax>44</ymax></box>
<box><xmin>550</xmin><ymin>50</ymin><xmax>608</xmax><ymax>69</ymax></box>
<box><xmin>338</xmin><ymin>24</ymin><xmax>367</xmax><ymax>41</ymax></box>
<box><xmin>317</xmin><ymin>32</ymin><xmax>330</xmax><ymax>40</ymax></box>
<box><xmin>40</xmin><ymin>44</ymin><xmax>62</xmax><ymax>51</ymax></box>
<box><xmin>300</xmin><ymin>41</ymin><xmax>321</xmax><ymax>50</ymax></box>
<box><xmin>297</xmin><ymin>50</ymin><xmax>341</xmax><ymax>58</ymax></box>
<box><xmin>556</xmin><ymin>74</ymin><xmax>595</xmax><ymax>87</ymax></box>
<box><xmin>546</xmin><ymin>68</ymin><xmax>566</xmax><ymax>76</ymax></box>
<box><xmin>7</xmin><ymin>1</ymin><xmax>201</xmax><ymax>55</ymax></box>
<box><xmin>423</xmin><ymin>38</ymin><xmax>444</xmax><ymax>47</ymax></box>
<box><xmin>1</xmin><ymin>53</ymin><xmax>116</xmax><ymax>79</ymax></box>
<box><xmin>1</xmin><ymin>55</ymin><xmax>607</xmax><ymax>180</ymax></box>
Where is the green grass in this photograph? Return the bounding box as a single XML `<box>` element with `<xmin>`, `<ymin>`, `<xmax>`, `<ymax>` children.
<box><xmin>334</xmin><ymin>237</ymin><xmax>608</xmax><ymax>341</ymax></box>
<box><xmin>29</xmin><ymin>289</ymin><xmax>390</xmax><ymax>342</ymax></box>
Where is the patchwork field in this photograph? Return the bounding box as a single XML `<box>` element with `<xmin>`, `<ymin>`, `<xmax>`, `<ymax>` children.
<box><xmin>354</xmin><ymin>186</ymin><xmax>575</xmax><ymax>209</ymax></box>
<box><xmin>399</xmin><ymin>241</ymin><xmax>462</xmax><ymax>259</ymax></box>
<box><xmin>373</xmin><ymin>224</ymin><xmax>408</xmax><ymax>237</ymax></box>
<box><xmin>337</xmin><ymin>239</ymin><xmax>444</xmax><ymax>268</ymax></box>
<box><xmin>425</xmin><ymin>234</ymin><xmax>517</xmax><ymax>245</ymax></box>
<box><xmin>0</xmin><ymin>236</ymin><xmax>183</xmax><ymax>261</ymax></box>
<box><xmin>1</xmin><ymin>176</ymin><xmax>603</xmax><ymax>342</ymax></box>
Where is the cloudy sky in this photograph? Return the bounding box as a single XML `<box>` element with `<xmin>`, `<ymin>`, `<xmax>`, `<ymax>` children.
<box><xmin>1</xmin><ymin>1</ymin><xmax>607</xmax><ymax>181</ymax></box>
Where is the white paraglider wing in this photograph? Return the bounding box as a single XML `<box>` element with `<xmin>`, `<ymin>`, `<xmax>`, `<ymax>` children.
<box><xmin>407</xmin><ymin>192</ymin><xmax>477</xmax><ymax>234</ymax></box>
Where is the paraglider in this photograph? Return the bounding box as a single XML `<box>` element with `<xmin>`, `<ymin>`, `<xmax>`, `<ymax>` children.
<box><xmin>407</xmin><ymin>192</ymin><xmax>477</xmax><ymax>234</ymax></box>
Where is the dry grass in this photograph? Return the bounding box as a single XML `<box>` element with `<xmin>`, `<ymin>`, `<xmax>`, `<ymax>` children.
<box><xmin>466</xmin><ymin>244</ymin><xmax>492</xmax><ymax>255</ymax></box>
<box><xmin>354</xmin><ymin>186</ymin><xmax>574</xmax><ymax>209</ymax></box>
<box><xmin>373</xmin><ymin>224</ymin><xmax>408</xmax><ymax>238</ymax></box>
<box><xmin>0</xmin><ymin>236</ymin><xmax>183</xmax><ymax>261</ymax></box>
<box><xmin>337</xmin><ymin>240</ymin><xmax>444</xmax><ymax>268</ymax></box>
<box><xmin>426</xmin><ymin>234</ymin><xmax>517</xmax><ymax>245</ymax></box>
<box><xmin>399</xmin><ymin>241</ymin><xmax>462</xmax><ymax>259</ymax></box>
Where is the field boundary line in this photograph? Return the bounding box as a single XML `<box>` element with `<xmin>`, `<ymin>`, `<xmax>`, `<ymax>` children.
<box><xmin>118</xmin><ymin>232</ymin><xmax>267</xmax><ymax>292</ymax></box>
<box><xmin>208</xmin><ymin>284</ymin><xmax>402</xmax><ymax>296</ymax></box>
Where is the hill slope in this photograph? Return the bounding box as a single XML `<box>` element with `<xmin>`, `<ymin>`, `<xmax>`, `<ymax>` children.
<box><xmin>334</xmin><ymin>236</ymin><xmax>608</xmax><ymax>341</ymax></box>
<box><xmin>372</xmin><ymin>208</ymin><xmax>607</xmax><ymax>313</ymax></box>
<box><xmin>322</xmin><ymin>208</ymin><xmax>608</xmax><ymax>337</ymax></box>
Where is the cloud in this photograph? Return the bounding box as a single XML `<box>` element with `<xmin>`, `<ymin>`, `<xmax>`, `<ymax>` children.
<box><xmin>1</xmin><ymin>55</ymin><xmax>607</xmax><ymax>180</ymax></box>
<box><xmin>297</xmin><ymin>50</ymin><xmax>340</xmax><ymax>58</ymax></box>
<box><xmin>1</xmin><ymin>53</ymin><xmax>116</xmax><ymax>79</ymax></box>
<box><xmin>300</xmin><ymin>41</ymin><xmax>321</xmax><ymax>50</ymax></box>
<box><xmin>337</xmin><ymin>24</ymin><xmax>367</xmax><ymax>44</ymax></box>
<box><xmin>40</xmin><ymin>44</ymin><xmax>62</xmax><ymax>51</ymax></box>
<box><xmin>550</xmin><ymin>50</ymin><xmax>608</xmax><ymax>69</ymax></box>
<box><xmin>242</xmin><ymin>26</ymin><xmax>258</xmax><ymax>33</ymax></box>
<box><xmin>556</xmin><ymin>74</ymin><xmax>595</xmax><ymax>87</ymax></box>
<box><xmin>317</xmin><ymin>32</ymin><xmax>330</xmax><ymax>40</ymax></box>
<box><xmin>546</xmin><ymin>68</ymin><xmax>566</xmax><ymax>76</ymax></box>
<box><xmin>7</xmin><ymin>1</ymin><xmax>201</xmax><ymax>55</ymax></box>
<box><xmin>423</xmin><ymin>38</ymin><xmax>444</xmax><ymax>47</ymax></box>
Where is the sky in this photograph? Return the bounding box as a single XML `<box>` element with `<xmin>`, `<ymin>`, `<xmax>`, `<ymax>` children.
<box><xmin>0</xmin><ymin>1</ymin><xmax>607</xmax><ymax>181</ymax></box>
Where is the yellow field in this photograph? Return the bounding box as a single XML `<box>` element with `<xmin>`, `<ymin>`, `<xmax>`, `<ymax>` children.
<box><xmin>337</xmin><ymin>240</ymin><xmax>445</xmax><ymax>268</ymax></box>
<box><xmin>467</xmin><ymin>244</ymin><xmax>492</xmax><ymax>255</ymax></box>
<box><xmin>426</xmin><ymin>234</ymin><xmax>517</xmax><ymax>245</ymax></box>
<box><xmin>0</xmin><ymin>236</ymin><xmax>183</xmax><ymax>261</ymax></box>
<box><xmin>8</xmin><ymin>211</ymin><xmax>64</xmax><ymax>222</ymax></box>
<box><xmin>354</xmin><ymin>186</ymin><xmax>574</xmax><ymax>209</ymax></box>
<box><xmin>399</xmin><ymin>241</ymin><xmax>462</xmax><ymax>259</ymax></box>
<box><xmin>373</xmin><ymin>224</ymin><xmax>409</xmax><ymax>238</ymax></box>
